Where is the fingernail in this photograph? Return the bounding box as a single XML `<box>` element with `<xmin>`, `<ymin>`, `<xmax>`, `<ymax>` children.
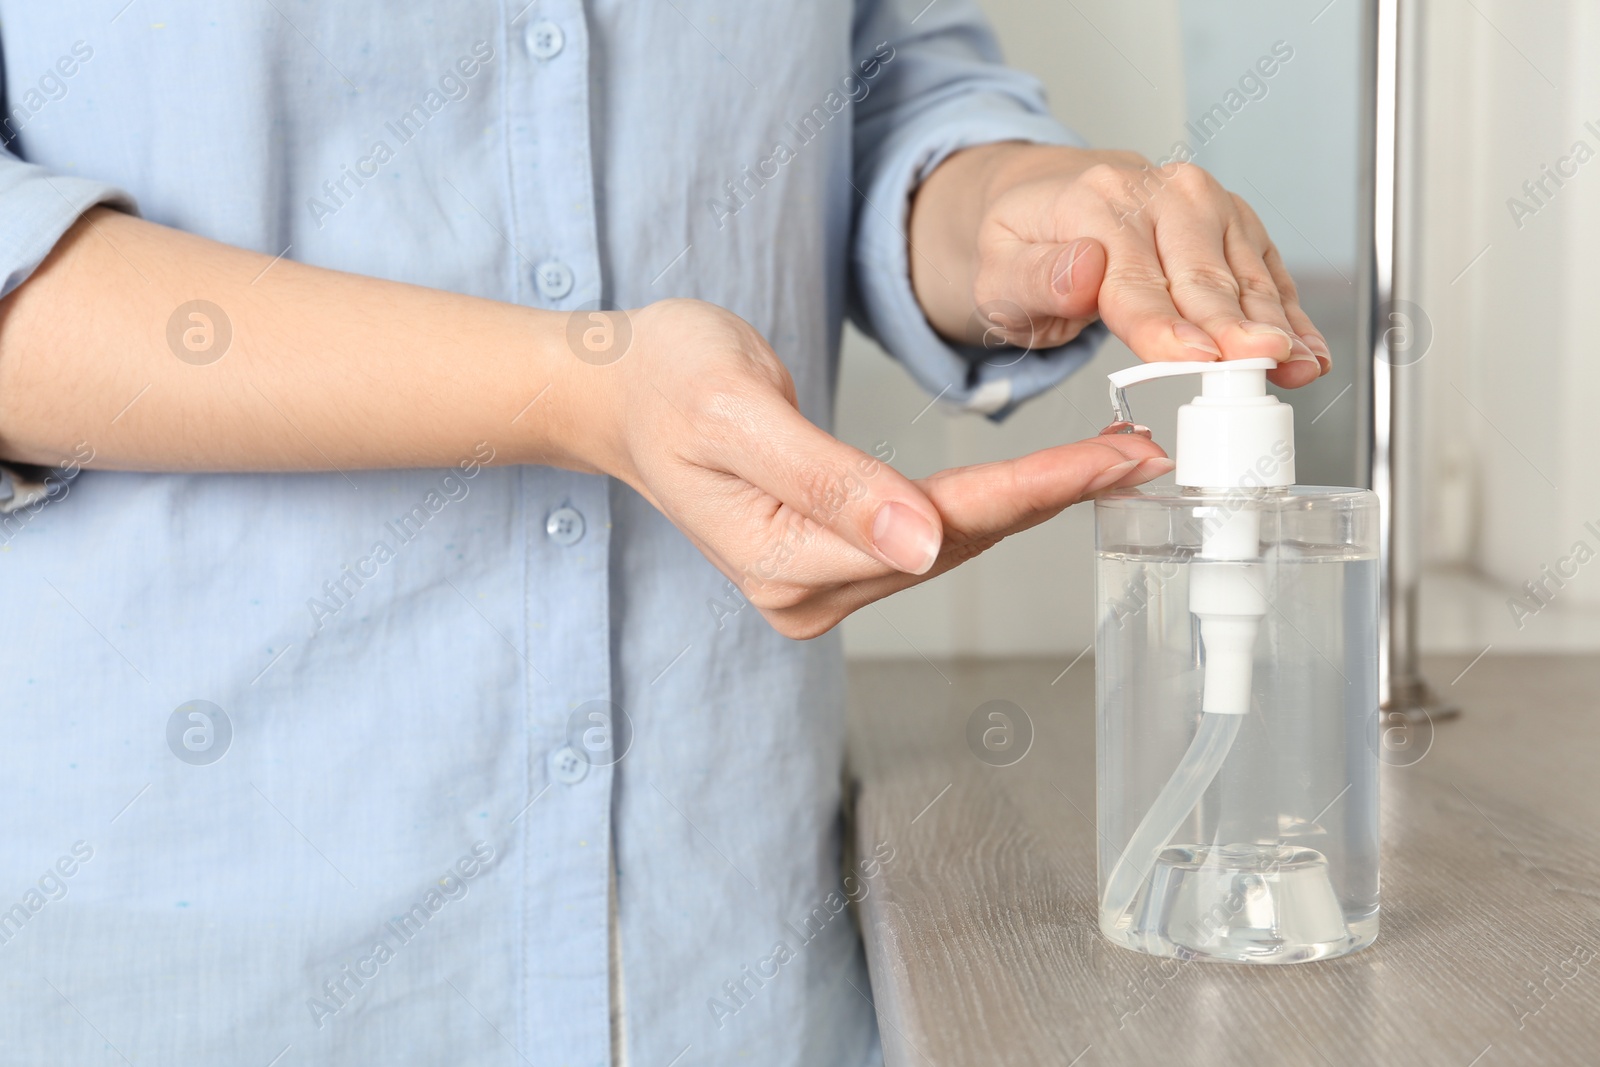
<box><xmin>1051</xmin><ymin>240</ymin><xmax>1087</xmax><ymax>296</ymax></box>
<box><xmin>1172</xmin><ymin>321</ymin><xmax>1221</xmax><ymax>356</ymax></box>
<box><xmin>1134</xmin><ymin>457</ymin><xmax>1176</xmax><ymax>480</ymax></box>
<box><xmin>1302</xmin><ymin>334</ymin><xmax>1333</xmax><ymax>375</ymax></box>
<box><xmin>1240</xmin><ymin>321</ymin><xmax>1293</xmax><ymax>356</ymax></box>
<box><xmin>872</xmin><ymin>501</ymin><xmax>940</xmax><ymax>575</ymax></box>
<box><xmin>1288</xmin><ymin>335</ymin><xmax>1318</xmax><ymax>365</ymax></box>
<box><xmin>1086</xmin><ymin>459</ymin><xmax>1140</xmax><ymax>493</ymax></box>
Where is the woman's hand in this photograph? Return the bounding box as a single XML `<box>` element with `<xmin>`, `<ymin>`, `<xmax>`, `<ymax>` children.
<box><xmin>910</xmin><ymin>144</ymin><xmax>1331</xmax><ymax>390</ymax></box>
<box><xmin>589</xmin><ymin>299</ymin><xmax>1170</xmax><ymax>639</ymax></box>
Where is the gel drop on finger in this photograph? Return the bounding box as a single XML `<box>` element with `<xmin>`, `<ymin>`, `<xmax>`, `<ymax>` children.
<box><xmin>1093</xmin><ymin>358</ymin><xmax>1379</xmax><ymax>963</ymax></box>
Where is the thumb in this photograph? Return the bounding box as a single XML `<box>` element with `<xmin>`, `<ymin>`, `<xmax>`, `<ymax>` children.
<box><xmin>917</xmin><ymin>434</ymin><xmax>1169</xmax><ymax>546</ymax></box>
<box><xmin>726</xmin><ymin>396</ymin><xmax>944</xmax><ymax>575</ymax></box>
<box><xmin>977</xmin><ymin>236</ymin><xmax>1106</xmax><ymax>339</ymax></box>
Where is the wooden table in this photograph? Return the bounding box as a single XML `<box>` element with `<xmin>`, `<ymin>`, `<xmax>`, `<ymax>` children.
<box><xmin>846</xmin><ymin>654</ymin><xmax>1600</xmax><ymax>1067</ymax></box>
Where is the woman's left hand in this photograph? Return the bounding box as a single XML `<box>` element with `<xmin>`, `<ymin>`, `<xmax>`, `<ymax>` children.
<box><xmin>909</xmin><ymin>143</ymin><xmax>1331</xmax><ymax>390</ymax></box>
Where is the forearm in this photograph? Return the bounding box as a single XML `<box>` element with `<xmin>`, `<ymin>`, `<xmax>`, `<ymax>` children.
<box><xmin>0</xmin><ymin>208</ymin><xmax>601</xmax><ymax>473</ymax></box>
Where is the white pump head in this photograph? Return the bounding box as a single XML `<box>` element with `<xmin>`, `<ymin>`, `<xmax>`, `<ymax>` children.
<box><xmin>1108</xmin><ymin>357</ymin><xmax>1294</xmax><ymax>489</ymax></box>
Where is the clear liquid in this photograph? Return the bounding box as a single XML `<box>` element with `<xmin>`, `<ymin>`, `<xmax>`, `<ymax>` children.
<box><xmin>1096</xmin><ymin>551</ymin><xmax>1380</xmax><ymax>963</ymax></box>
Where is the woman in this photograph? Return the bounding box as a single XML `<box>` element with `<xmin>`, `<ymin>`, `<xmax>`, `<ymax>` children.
<box><xmin>0</xmin><ymin>2</ymin><xmax>1326</xmax><ymax>1063</ymax></box>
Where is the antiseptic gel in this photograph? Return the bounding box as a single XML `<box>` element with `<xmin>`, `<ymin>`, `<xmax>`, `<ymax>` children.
<box><xmin>1094</xmin><ymin>358</ymin><xmax>1379</xmax><ymax>963</ymax></box>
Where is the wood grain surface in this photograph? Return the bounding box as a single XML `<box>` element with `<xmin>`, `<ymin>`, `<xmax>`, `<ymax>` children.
<box><xmin>846</xmin><ymin>654</ymin><xmax>1600</xmax><ymax>1067</ymax></box>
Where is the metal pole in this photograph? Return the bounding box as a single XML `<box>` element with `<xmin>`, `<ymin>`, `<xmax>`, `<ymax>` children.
<box><xmin>1365</xmin><ymin>0</ymin><xmax>1457</xmax><ymax>722</ymax></box>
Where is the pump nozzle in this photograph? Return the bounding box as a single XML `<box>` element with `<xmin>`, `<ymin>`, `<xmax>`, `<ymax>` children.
<box><xmin>1108</xmin><ymin>357</ymin><xmax>1293</xmax><ymax>489</ymax></box>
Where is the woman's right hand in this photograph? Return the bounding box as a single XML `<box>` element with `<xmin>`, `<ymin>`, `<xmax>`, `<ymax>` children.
<box><xmin>584</xmin><ymin>298</ymin><xmax>1172</xmax><ymax>639</ymax></box>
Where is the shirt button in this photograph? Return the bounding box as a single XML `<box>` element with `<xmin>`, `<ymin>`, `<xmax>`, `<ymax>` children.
<box><xmin>534</xmin><ymin>260</ymin><xmax>574</xmax><ymax>300</ymax></box>
<box><xmin>524</xmin><ymin>20</ymin><xmax>565</xmax><ymax>60</ymax></box>
<box><xmin>549</xmin><ymin>744</ymin><xmax>587</xmax><ymax>784</ymax></box>
<box><xmin>545</xmin><ymin>505</ymin><xmax>585</xmax><ymax>546</ymax></box>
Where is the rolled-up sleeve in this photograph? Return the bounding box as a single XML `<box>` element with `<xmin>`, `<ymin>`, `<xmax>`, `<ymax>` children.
<box><xmin>0</xmin><ymin>144</ymin><xmax>133</xmax><ymax>300</ymax></box>
<box><xmin>0</xmin><ymin>144</ymin><xmax>132</xmax><ymax>505</ymax></box>
<box><xmin>848</xmin><ymin>0</ymin><xmax>1105</xmax><ymax>419</ymax></box>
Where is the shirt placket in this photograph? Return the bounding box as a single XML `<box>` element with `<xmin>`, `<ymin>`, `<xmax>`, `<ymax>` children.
<box><xmin>507</xmin><ymin>2</ymin><xmax>612</xmax><ymax>1063</ymax></box>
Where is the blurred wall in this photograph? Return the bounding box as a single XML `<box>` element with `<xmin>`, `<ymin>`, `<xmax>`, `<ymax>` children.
<box><xmin>1415</xmin><ymin>0</ymin><xmax>1600</xmax><ymax>649</ymax></box>
<box><xmin>1178</xmin><ymin>1</ymin><xmax>1361</xmax><ymax>278</ymax></box>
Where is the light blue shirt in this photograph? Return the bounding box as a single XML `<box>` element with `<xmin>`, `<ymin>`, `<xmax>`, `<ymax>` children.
<box><xmin>0</xmin><ymin>3</ymin><xmax>1097</xmax><ymax>1063</ymax></box>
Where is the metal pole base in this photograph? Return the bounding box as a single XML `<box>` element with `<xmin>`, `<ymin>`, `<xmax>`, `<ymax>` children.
<box><xmin>1382</xmin><ymin>675</ymin><xmax>1461</xmax><ymax>724</ymax></box>
<box><xmin>1376</xmin><ymin>674</ymin><xmax>1459</xmax><ymax>767</ymax></box>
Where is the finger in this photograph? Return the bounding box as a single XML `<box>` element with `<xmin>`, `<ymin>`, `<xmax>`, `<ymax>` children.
<box><xmin>1153</xmin><ymin>204</ymin><xmax>1297</xmax><ymax>366</ymax></box>
<box><xmin>1095</xmin><ymin>238</ymin><xmax>1229</xmax><ymax>365</ymax></box>
<box><xmin>977</xmin><ymin>235</ymin><xmax>1106</xmax><ymax>333</ymax></box>
<box><xmin>1214</xmin><ymin>224</ymin><xmax>1314</xmax><ymax>388</ymax></box>
<box><xmin>917</xmin><ymin>434</ymin><xmax>1170</xmax><ymax>547</ymax></box>
<box><xmin>1097</xmin><ymin>420</ymin><xmax>1152</xmax><ymax>439</ymax></box>
<box><xmin>785</xmin><ymin>433</ymin><xmax>1175</xmax><ymax>618</ymax></box>
<box><xmin>722</xmin><ymin>392</ymin><xmax>945</xmax><ymax>575</ymax></box>
<box><xmin>1230</xmin><ymin>197</ymin><xmax>1327</xmax><ymax>385</ymax></box>
<box><xmin>686</xmin><ymin>430</ymin><xmax>1172</xmax><ymax>628</ymax></box>
<box><xmin>1262</xmin><ymin>243</ymin><xmax>1331</xmax><ymax>377</ymax></box>
<box><xmin>972</xmin><ymin>306</ymin><xmax>1098</xmax><ymax>351</ymax></box>
<box><xmin>783</xmin><ymin>432</ymin><xmax>1171</xmax><ymax>591</ymax></box>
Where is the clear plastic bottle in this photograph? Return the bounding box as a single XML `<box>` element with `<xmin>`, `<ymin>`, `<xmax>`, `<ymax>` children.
<box><xmin>1092</xmin><ymin>359</ymin><xmax>1379</xmax><ymax>964</ymax></box>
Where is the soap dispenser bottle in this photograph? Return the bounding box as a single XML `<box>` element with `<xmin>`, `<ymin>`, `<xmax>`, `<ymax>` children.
<box><xmin>1094</xmin><ymin>357</ymin><xmax>1379</xmax><ymax>963</ymax></box>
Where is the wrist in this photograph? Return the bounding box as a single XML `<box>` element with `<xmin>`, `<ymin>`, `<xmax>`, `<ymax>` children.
<box><xmin>515</xmin><ymin>303</ymin><xmax>637</xmax><ymax>483</ymax></box>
